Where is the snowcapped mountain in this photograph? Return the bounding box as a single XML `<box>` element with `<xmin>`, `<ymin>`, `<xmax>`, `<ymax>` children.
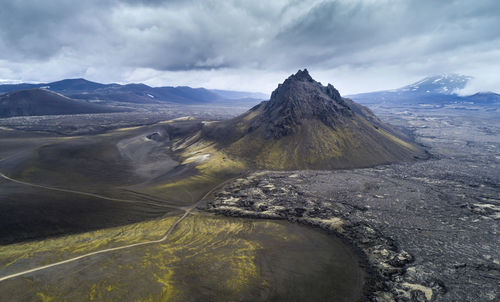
<box><xmin>348</xmin><ymin>74</ymin><xmax>499</xmax><ymax>108</ymax></box>
<box><xmin>398</xmin><ymin>74</ymin><xmax>471</xmax><ymax>95</ymax></box>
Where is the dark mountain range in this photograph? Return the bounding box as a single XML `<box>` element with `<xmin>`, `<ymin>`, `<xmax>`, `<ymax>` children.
<box><xmin>190</xmin><ymin>69</ymin><xmax>426</xmax><ymax>170</ymax></box>
<box><xmin>348</xmin><ymin>74</ymin><xmax>500</xmax><ymax>107</ymax></box>
<box><xmin>0</xmin><ymin>79</ymin><xmax>266</xmax><ymax>105</ymax></box>
<box><xmin>0</xmin><ymin>79</ymin><xmax>108</xmax><ymax>95</ymax></box>
<box><xmin>0</xmin><ymin>89</ymin><xmax>124</xmax><ymax>118</ymax></box>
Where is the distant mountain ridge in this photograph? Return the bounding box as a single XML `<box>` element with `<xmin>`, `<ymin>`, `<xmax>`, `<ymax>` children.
<box><xmin>348</xmin><ymin>74</ymin><xmax>500</xmax><ymax>107</ymax></box>
<box><xmin>0</xmin><ymin>89</ymin><xmax>124</xmax><ymax>118</ymax></box>
<box><xmin>0</xmin><ymin>78</ymin><xmax>268</xmax><ymax>105</ymax></box>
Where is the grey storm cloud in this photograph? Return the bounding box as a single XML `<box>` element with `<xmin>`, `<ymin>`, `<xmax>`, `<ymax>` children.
<box><xmin>0</xmin><ymin>0</ymin><xmax>499</xmax><ymax>93</ymax></box>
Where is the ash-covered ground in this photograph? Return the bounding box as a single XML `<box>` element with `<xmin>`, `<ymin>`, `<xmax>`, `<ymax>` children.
<box><xmin>206</xmin><ymin>108</ymin><xmax>500</xmax><ymax>302</ymax></box>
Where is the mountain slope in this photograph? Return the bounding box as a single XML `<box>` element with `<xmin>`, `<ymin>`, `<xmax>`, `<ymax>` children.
<box><xmin>181</xmin><ymin>70</ymin><xmax>426</xmax><ymax>170</ymax></box>
<box><xmin>0</xmin><ymin>89</ymin><xmax>123</xmax><ymax>117</ymax></box>
<box><xmin>0</xmin><ymin>83</ymin><xmax>40</xmax><ymax>94</ymax></box>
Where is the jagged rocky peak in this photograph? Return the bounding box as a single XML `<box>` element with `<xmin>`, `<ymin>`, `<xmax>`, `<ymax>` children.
<box><xmin>198</xmin><ymin>69</ymin><xmax>426</xmax><ymax>170</ymax></box>
<box><xmin>270</xmin><ymin>69</ymin><xmax>342</xmax><ymax>101</ymax></box>
<box><xmin>263</xmin><ymin>69</ymin><xmax>352</xmax><ymax>138</ymax></box>
<box><xmin>288</xmin><ymin>68</ymin><xmax>314</xmax><ymax>82</ymax></box>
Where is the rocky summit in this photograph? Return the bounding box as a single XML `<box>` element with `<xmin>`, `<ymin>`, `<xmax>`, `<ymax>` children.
<box><xmin>198</xmin><ymin>69</ymin><xmax>427</xmax><ymax>170</ymax></box>
<box><xmin>262</xmin><ymin>69</ymin><xmax>353</xmax><ymax>138</ymax></box>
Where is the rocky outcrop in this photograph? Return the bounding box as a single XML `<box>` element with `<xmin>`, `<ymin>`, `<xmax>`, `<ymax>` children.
<box><xmin>261</xmin><ymin>69</ymin><xmax>353</xmax><ymax>138</ymax></box>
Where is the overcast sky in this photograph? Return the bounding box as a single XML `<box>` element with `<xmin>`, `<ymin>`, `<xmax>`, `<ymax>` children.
<box><xmin>0</xmin><ymin>0</ymin><xmax>499</xmax><ymax>94</ymax></box>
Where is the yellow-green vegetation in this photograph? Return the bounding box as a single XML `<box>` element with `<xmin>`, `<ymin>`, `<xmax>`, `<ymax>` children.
<box><xmin>152</xmin><ymin>139</ymin><xmax>246</xmax><ymax>203</ymax></box>
<box><xmin>88</xmin><ymin>281</ymin><xmax>116</xmax><ymax>301</ymax></box>
<box><xmin>242</xmin><ymin>110</ymin><xmax>259</xmax><ymax>122</ymax></box>
<box><xmin>184</xmin><ymin>142</ymin><xmax>246</xmax><ymax>174</ymax></box>
<box><xmin>114</xmin><ymin>125</ymin><xmax>144</xmax><ymax>132</ymax></box>
<box><xmin>224</xmin><ymin>119</ymin><xmax>364</xmax><ymax>170</ymax></box>
<box><xmin>0</xmin><ymin>213</ymin><xmax>364</xmax><ymax>302</ymax></box>
<box><xmin>135</xmin><ymin>214</ymin><xmax>264</xmax><ymax>300</ymax></box>
<box><xmin>357</xmin><ymin>117</ymin><xmax>418</xmax><ymax>151</ymax></box>
<box><xmin>152</xmin><ymin>172</ymin><xmax>225</xmax><ymax>204</ymax></box>
<box><xmin>158</xmin><ymin>116</ymin><xmax>196</xmax><ymax>124</ymax></box>
<box><xmin>0</xmin><ymin>215</ymin><xmax>180</xmax><ymax>271</ymax></box>
<box><xmin>37</xmin><ymin>291</ymin><xmax>63</xmax><ymax>302</ymax></box>
<box><xmin>375</xmin><ymin>127</ymin><xmax>418</xmax><ymax>151</ymax></box>
<box><xmin>252</xmin><ymin>122</ymin><xmax>347</xmax><ymax>169</ymax></box>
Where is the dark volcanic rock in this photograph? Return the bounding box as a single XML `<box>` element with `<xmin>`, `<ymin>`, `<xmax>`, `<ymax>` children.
<box><xmin>262</xmin><ymin>69</ymin><xmax>352</xmax><ymax>138</ymax></box>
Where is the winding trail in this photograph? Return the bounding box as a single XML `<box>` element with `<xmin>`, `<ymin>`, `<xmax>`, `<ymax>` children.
<box><xmin>0</xmin><ymin>172</ymin><xmax>175</xmax><ymax>210</ymax></box>
<box><xmin>0</xmin><ymin>207</ymin><xmax>193</xmax><ymax>283</ymax></box>
<box><xmin>0</xmin><ymin>168</ymin><xmax>239</xmax><ymax>283</ymax></box>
